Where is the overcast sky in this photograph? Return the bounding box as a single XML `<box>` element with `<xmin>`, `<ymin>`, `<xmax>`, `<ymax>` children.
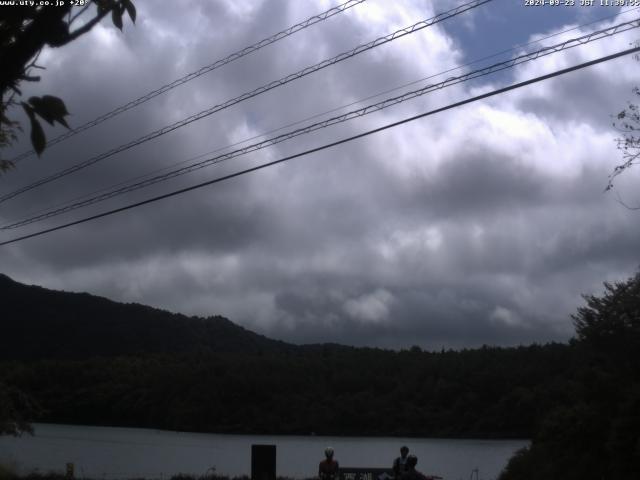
<box><xmin>1</xmin><ymin>0</ymin><xmax>639</xmax><ymax>349</ymax></box>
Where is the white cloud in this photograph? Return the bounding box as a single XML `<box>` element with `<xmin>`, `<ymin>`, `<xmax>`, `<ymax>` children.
<box><xmin>490</xmin><ymin>306</ymin><xmax>525</xmax><ymax>328</ymax></box>
<box><xmin>344</xmin><ymin>289</ymin><xmax>395</xmax><ymax>324</ymax></box>
<box><xmin>2</xmin><ymin>0</ymin><xmax>639</xmax><ymax>349</ymax></box>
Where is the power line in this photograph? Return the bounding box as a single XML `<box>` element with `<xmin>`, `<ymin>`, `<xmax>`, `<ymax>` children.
<box><xmin>0</xmin><ymin>0</ymin><xmax>493</xmax><ymax>205</ymax></box>
<box><xmin>13</xmin><ymin>4</ymin><xmax>636</xmax><ymax>225</ymax></box>
<box><xmin>2</xmin><ymin>45</ymin><xmax>637</xmax><ymax>247</ymax></box>
<box><xmin>21</xmin><ymin>3</ymin><xmax>639</xmax><ymax>225</ymax></box>
<box><xmin>8</xmin><ymin>0</ymin><xmax>368</xmax><ymax>164</ymax></box>
<box><xmin>4</xmin><ymin>17</ymin><xmax>638</xmax><ymax>230</ymax></box>
<box><xmin>5</xmin><ymin>17</ymin><xmax>637</xmax><ymax>228</ymax></box>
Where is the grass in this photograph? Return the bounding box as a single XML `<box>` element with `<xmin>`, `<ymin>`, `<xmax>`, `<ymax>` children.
<box><xmin>3</xmin><ymin>473</ymin><xmax>314</xmax><ymax>480</ymax></box>
<box><xmin>0</xmin><ymin>464</ymin><xmax>17</xmax><ymax>480</ymax></box>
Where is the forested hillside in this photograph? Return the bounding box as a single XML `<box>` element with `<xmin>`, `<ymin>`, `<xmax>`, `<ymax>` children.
<box><xmin>1</xmin><ymin>273</ymin><xmax>571</xmax><ymax>438</ymax></box>
<box><xmin>2</xmin><ymin>272</ymin><xmax>639</xmax><ymax>479</ymax></box>
<box><xmin>0</xmin><ymin>343</ymin><xmax>575</xmax><ymax>437</ymax></box>
<box><xmin>0</xmin><ymin>273</ymin><xmax>289</xmax><ymax>359</ymax></box>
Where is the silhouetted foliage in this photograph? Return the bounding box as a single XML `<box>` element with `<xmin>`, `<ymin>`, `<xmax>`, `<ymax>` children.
<box><xmin>0</xmin><ymin>0</ymin><xmax>136</xmax><ymax>170</ymax></box>
<box><xmin>2</xmin><ymin>271</ymin><xmax>639</xmax><ymax>477</ymax></box>
<box><xmin>0</xmin><ymin>381</ymin><xmax>41</xmax><ymax>436</ymax></box>
<box><xmin>573</xmin><ymin>272</ymin><xmax>640</xmax><ymax>357</ymax></box>
<box><xmin>0</xmin><ymin>273</ymin><xmax>574</xmax><ymax>438</ymax></box>
<box><xmin>0</xmin><ymin>344</ymin><xmax>573</xmax><ymax>438</ymax></box>
<box><xmin>610</xmin><ymin>85</ymin><xmax>640</xmax><ymax>204</ymax></box>
<box><xmin>0</xmin><ymin>274</ymin><xmax>288</xmax><ymax>361</ymax></box>
<box><xmin>1</xmin><ymin>473</ymin><xmax>307</xmax><ymax>480</ymax></box>
<box><xmin>499</xmin><ymin>272</ymin><xmax>640</xmax><ymax>480</ymax></box>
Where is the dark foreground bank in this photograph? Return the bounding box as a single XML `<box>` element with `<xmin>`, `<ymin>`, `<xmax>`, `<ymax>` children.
<box><xmin>0</xmin><ymin>472</ymin><xmax>307</xmax><ymax>480</ymax></box>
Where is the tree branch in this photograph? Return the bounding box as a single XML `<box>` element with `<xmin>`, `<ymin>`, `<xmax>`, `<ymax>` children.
<box><xmin>615</xmin><ymin>190</ymin><xmax>640</xmax><ymax>210</ymax></box>
<box><xmin>69</xmin><ymin>3</ymin><xmax>92</xmax><ymax>25</ymax></box>
<box><xmin>66</xmin><ymin>8</ymin><xmax>110</xmax><ymax>43</ymax></box>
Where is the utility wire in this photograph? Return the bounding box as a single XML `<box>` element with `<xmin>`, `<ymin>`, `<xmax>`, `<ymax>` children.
<box><xmin>14</xmin><ymin>4</ymin><xmax>637</xmax><ymax>224</ymax></box>
<box><xmin>16</xmin><ymin>2</ymin><xmax>639</xmax><ymax>222</ymax></box>
<box><xmin>0</xmin><ymin>0</ymin><xmax>493</xmax><ymax>205</ymax></box>
<box><xmin>1</xmin><ymin>45</ymin><xmax>638</xmax><ymax>247</ymax></box>
<box><xmin>5</xmin><ymin>1</ymin><xmax>632</xmax><ymax>225</ymax></box>
<box><xmin>8</xmin><ymin>0</ymin><xmax>368</xmax><ymax>164</ymax></box>
<box><xmin>3</xmin><ymin>17</ymin><xmax>638</xmax><ymax>230</ymax></box>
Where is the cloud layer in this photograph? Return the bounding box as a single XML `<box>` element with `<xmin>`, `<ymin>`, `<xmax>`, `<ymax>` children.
<box><xmin>1</xmin><ymin>0</ymin><xmax>639</xmax><ymax>349</ymax></box>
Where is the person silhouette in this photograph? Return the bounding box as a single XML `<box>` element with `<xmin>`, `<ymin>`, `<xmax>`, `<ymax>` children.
<box><xmin>393</xmin><ymin>446</ymin><xmax>410</xmax><ymax>480</ymax></box>
<box><xmin>400</xmin><ymin>454</ymin><xmax>441</xmax><ymax>480</ymax></box>
<box><xmin>319</xmin><ymin>447</ymin><xmax>340</xmax><ymax>480</ymax></box>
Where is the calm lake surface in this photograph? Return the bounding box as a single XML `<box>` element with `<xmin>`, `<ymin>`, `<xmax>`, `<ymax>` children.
<box><xmin>0</xmin><ymin>424</ymin><xmax>528</xmax><ymax>480</ymax></box>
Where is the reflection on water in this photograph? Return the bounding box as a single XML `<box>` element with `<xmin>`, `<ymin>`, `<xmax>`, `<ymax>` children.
<box><xmin>0</xmin><ymin>424</ymin><xmax>528</xmax><ymax>480</ymax></box>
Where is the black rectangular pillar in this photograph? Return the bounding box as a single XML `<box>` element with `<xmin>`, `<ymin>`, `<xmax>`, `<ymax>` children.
<box><xmin>251</xmin><ymin>444</ymin><xmax>276</xmax><ymax>480</ymax></box>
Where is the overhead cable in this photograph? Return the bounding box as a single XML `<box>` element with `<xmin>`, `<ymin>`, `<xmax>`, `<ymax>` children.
<box><xmin>20</xmin><ymin>3</ymin><xmax>635</xmax><ymax>224</ymax></box>
<box><xmin>3</xmin><ymin>17</ymin><xmax>638</xmax><ymax>230</ymax></box>
<box><xmin>0</xmin><ymin>0</ymin><xmax>493</xmax><ymax>204</ymax></box>
<box><xmin>8</xmin><ymin>0</ymin><xmax>368</xmax><ymax>164</ymax></box>
<box><xmin>7</xmin><ymin>2</ymin><xmax>636</xmax><ymax>225</ymax></box>
<box><xmin>1</xmin><ymin>45</ymin><xmax>638</xmax><ymax>247</ymax></box>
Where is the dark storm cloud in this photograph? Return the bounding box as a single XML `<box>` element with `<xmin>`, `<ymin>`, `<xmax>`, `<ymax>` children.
<box><xmin>1</xmin><ymin>0</ymin><xmax>639</xmax><ymax>349</ymax></box>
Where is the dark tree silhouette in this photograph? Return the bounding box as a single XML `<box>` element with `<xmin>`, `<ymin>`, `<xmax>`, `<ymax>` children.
<box><xmin>0</xmin><ymin>0</ymin><xmax>136</xmax><ymax>171</ymax></box>
<box><xmin>573</xmin><ymin>271</ymin><xmax>640</xmax><ymax>351</ymax></box>
<box><xmin>0</xmin><ymin>381</ymin><xmax>41</xmax><ymax>436</ymax></box>
<box><xmin>0</xmin><ymin>1</ymin><xmax>136</xmax><ymax>434</ymax></box>
<box><xmin>500</xmin><ymin>271</ymin><xmax>640</xmax><ymax>480</ymax></box>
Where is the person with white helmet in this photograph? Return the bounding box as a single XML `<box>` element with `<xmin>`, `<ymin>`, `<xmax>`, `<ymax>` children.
<box><xmin>318</xmin><ymin>447</ymin><xmax>339</xmax><ymax>480</ymax></box>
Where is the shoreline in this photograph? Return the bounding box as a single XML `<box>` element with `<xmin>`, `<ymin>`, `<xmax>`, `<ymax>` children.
<box><xmin>27</xmin><ymin>423</ymin><xmax>531</xmax><ymax>443</ymax></box>
<box><xmin>1</xmin><ymin>424</ymin><xmax>527</xmax><ymax>480</ymax></box>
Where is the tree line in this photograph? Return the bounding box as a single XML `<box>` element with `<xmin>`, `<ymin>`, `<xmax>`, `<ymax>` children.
<box><xmin>0</xmin><ymin>342</ymin><xmax>575</xmax><ymax>439</ymax></box>
<box><xmin>1</xmin><ymin>272</ymin><xmax>638</xmax><ymax>478</ymax></box>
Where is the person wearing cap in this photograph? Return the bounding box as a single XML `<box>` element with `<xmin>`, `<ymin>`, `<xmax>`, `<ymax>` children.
<box><xmin>393</xmin><ymin>446</ymin><xmax>410</xmax><ymax>480</ymax></box>
<box><xmin>319</xmin><ymin>447</ymin><xmax>340</xmax><ymax>480</ymax></box>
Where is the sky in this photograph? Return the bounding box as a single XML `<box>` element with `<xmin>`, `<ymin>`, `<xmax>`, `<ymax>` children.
<box><xmin>1</xmin><ymin>0</ymin><xmax>640</xmax><ymax>349</ymax></box>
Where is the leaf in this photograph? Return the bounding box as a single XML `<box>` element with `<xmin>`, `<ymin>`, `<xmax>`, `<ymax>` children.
<box><xmin>30</xmin><ymin>119</ymin><xmax>46</xmax><ymax>156</ymax></box>
<box><xmin>28</xmin><ymin>97</ymin><xmax>52</xmax><ymax>125</ymax></box>
<box><xmin>45</xmin><ymin>18</ymin><xmax>70</xmax><ymax>47</ymax></box>
<box><xmin>95</xmin><ymin>0</ymin><xmax>110</xmax><ymax>14</ymax></box>
<box><xmin>123</xmin><ymin>0</ymin><xmax>136</xmax><ymax>23</ymax></box>
<box><xmin>112</xmin><ymin>7</ymin><xmax>123</xmax><ymax>30</ymax></box>
<box><xmin>40</xmin><ymin>95</ymin><xmax>70</xmax><ymax>128</ymax></box>
<box><xmin>28</xmin><ymin>95</ymin><xmax>70</xmax><ymax>128</ymax></box>
<box><xmin>0</xmin><ymin>160</ymin><xmax>15</xmax><ymax>174</ymax></box>
<box><xmin>0</xmin><ymin>111</ymin><xmax>13</xmax><ymax>126</ymax></box>
<box><xmin>22</xmin><ymin>103</ymin><xmax>46</xmax><ymax>156</ymax></box>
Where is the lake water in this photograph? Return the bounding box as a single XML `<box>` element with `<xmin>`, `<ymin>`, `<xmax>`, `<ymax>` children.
<box><xmin>0</xmin><ymin>424</ymin><xmax>528</xmax><ymax>480</ymax></box>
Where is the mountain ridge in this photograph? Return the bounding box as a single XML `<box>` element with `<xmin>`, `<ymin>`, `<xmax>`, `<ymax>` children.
<box><xmin>1</xmin><ymin>273</ymin><xmax>292</xmax><ymax>360</ymax></box>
